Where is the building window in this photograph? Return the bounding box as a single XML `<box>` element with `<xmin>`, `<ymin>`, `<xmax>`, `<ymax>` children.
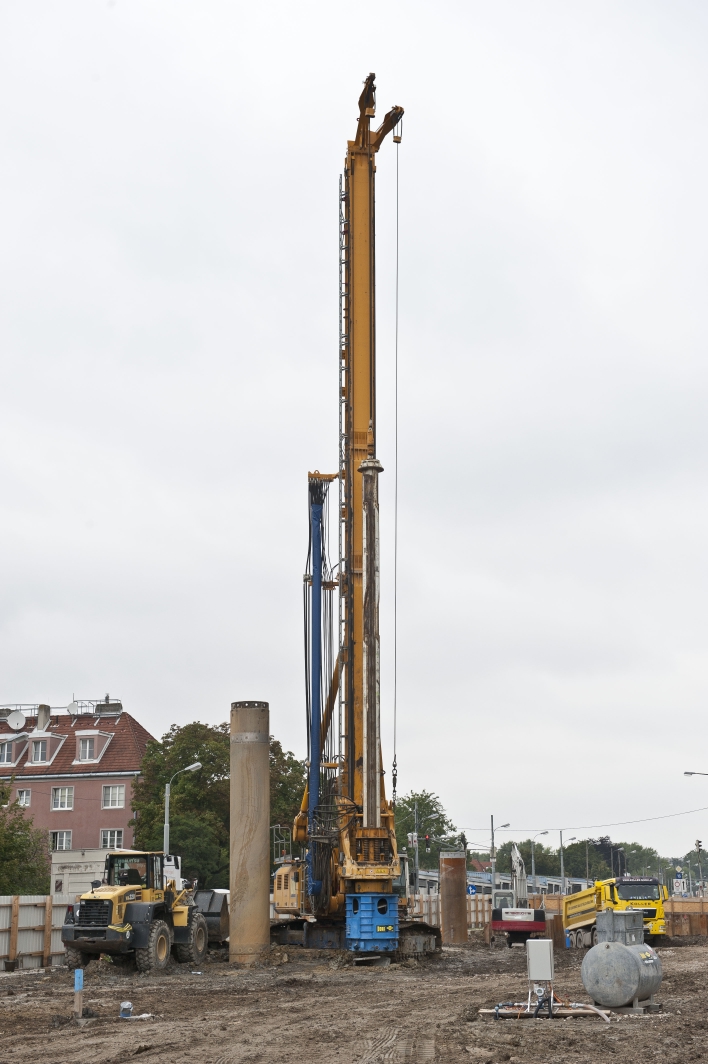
<box><xmin>102</xmin><ymin>784</ymin><xmax>125</xmax><ymax>809</ymax></box>
<box><xmin>50</xmin><ymin>831</ymin><xmax>72</xmax><ymax>851</ymax></box>
<box><xmin>79</xmin><ymin>737</ymin><xmax>95</xmax><ymax>761</ymax></box>
<box><xmin>0</xmin><ymin>741</ymin><xmax>12</xmax><ymax>763</ymax></box>
<box><xmin>51</xmin><ymin>786</ymin><xmax>74</xmax><ymax>810</ymax></box>
<box><xmin>101</xmin><ymin>829</ymin><xmax>124</xmax><ymax>849</ymax></box>
<box><xmin>32</xmin><ymin>739</ymin><xmax>47</xmax><ymax>763</ymax></box>
<box><xmin>16</xmin><ymin>789</ymin><xmax>30</xmax><ymax>807</ymax></box>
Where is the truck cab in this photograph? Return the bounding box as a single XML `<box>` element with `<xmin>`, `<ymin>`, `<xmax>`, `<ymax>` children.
<box><xmin>602</xmin><ymin>876</ymin><xmax>667</xmax><ymax>941</ymax></box>
<box><xmin>563</xmin><ymin>875</ymin><xmax>667</xmax><ymax>947</ymax></box>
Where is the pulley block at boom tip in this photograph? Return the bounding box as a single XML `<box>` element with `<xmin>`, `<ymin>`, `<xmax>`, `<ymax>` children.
<box><xmin>354</xmin><ymin>73</ymin><xmax>404</xmax><ymax>154</ymax></box>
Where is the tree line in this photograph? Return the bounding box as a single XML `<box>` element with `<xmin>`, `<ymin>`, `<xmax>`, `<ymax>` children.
<box><xmin>0</xmin><ymin>720</ymin><xmax>703</xmax><ymax>892</ymax></box>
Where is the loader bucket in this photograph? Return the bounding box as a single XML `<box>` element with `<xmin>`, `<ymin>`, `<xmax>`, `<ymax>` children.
<box><xmin>192</xmin><ymin>890</ymin><xmax>229</xmax><ymax>944</ymax></box>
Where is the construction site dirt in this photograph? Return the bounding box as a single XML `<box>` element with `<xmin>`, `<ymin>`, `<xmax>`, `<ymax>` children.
<box><xmin>2</xmin><ymin>938</ymin><xmax>706</xmax><ymax>1063</ymax></box>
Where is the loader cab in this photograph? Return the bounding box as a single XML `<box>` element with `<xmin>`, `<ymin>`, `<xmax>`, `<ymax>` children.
<box><xmin>104</xmin><ymin>852</ymin><xmax>163</xmax><ymax>893</ymax></box>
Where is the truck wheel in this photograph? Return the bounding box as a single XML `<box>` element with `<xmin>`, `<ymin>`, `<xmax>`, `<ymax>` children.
<box><xmin>591</xmin><ymin>927</ymin><xmax>598</xmax><ymax>946</ymax></box>
<box><xmin>574</xmin><ymin>930</ymin><xmax>585</xmax><ymax>949</ymax></box>
<box><xmin>174</xmin><ymin>913</ymin><xmax>208</xmax><ymax>965</ymax></box>
<box><xmin>65</xmin><ymin>947</ymin><xmax>92</xmax><ymax>970</ymax></box>
<box><xmin>135</xmin><ymin>920</ymin><xmax>172</xmax><ymax>973</ymax></box>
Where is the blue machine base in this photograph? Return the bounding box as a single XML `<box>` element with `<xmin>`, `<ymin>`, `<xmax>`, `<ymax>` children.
<box><xmin>345</xmin><ymin>893</ymin><xmax>399</xmax><ymax>953</ymax></box>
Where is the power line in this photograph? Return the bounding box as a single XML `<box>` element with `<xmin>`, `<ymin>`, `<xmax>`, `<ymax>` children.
<box><xmin>460</xmin><ymin>803</ymin><xmax>708</xmax><ymax>835</ymax></box>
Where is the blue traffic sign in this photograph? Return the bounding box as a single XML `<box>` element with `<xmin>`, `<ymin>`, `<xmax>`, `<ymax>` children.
<box><xmin>467</xmin><ymin>884</ymin><xmax>477</xmax><ymax>895</ymax></box>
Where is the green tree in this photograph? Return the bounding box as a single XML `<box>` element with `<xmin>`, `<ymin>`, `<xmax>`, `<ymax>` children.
<box><xmin>496</xmin><ymin>838</ymin><xmax>619</xmax><ymax>881</ymax></box>
<box><xmin>496</xmin><ymin>840</ymin><xmax>561</xmax><ymax>877</ymax></box>
<box><xmin>394</xmin><ymin>791</ymin><xmax>461</xmax><ymax>871</ymax></box>
<box><xmin>270</xmin><ymin>738</ymin><xmax>307</xmax><ymax>828</ymax></box>
<box><xmin>0</xmin><ymin>782</ymin><xmax>50</xmax><ymax>894</ymax></box>
<box><xmin>130</xmin><ymin>721</ymin><xmax>306</xmax><ymax>887</ymax></box>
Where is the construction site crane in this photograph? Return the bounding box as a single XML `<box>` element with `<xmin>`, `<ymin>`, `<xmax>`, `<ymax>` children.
<box><xmin>277</xmin><ymin>75</ymin><xmax>436</xmax><ymax>956</ymax></box>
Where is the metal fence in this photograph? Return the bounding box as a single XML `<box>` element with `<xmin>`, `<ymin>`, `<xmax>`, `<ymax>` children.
<box><xmin>0</xmin><ymin>895</ymin><xmax>72</xmax><ymax>970</ymax></box>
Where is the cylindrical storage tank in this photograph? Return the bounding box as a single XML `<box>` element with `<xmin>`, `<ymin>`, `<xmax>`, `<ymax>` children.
<box><xmin>581</xmin><ymin>940</ymin><xmax>662</xmax><ymax>1007</ymax></box>
<box><xmin>439</xmin><ymin>850</ymin><xmax>467</xmax><ymax>945</ymax></box>
<box><xmin>229</xmin><ymin>700</ymin><xmax>270</xmax><ymax>966</ymax></box>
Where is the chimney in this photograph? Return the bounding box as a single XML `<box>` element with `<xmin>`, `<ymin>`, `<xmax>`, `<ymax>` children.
<box><xmin>37</xmin><ymin>704</ymin><xmax>51</xmax><ymax>731</ymax></box>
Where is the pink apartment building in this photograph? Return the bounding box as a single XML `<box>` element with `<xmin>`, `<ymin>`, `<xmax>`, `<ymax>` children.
<box><xmin>0</xmin><ymin>700</ymin><xmax>154</xmax><ymax>852</ymax></box>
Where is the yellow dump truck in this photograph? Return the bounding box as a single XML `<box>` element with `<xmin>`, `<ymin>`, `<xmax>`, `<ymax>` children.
<box><xmin>563</xmin><ymin>876</ymin><xmax>667</xmax><ymax>947</ymax></box>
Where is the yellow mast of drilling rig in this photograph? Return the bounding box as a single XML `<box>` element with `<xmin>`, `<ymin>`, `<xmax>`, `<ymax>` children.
<box><xmin>291</xmin><ymin>76</ymin><xmax>404</xmax><ymax>950</ymax></box>
<box><xmin>341</xmin><ymin>74</ymin><xmax>403</xmax><ymax>834</ymax></box>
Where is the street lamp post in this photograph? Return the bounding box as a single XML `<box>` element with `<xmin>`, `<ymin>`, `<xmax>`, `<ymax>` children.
<box><xmin>531</xmin><ymin>831</ymin><xmax>548</xmax><ymax>892</ymax></box>
<box><xmin>490</xmin><ymin>815</ymin><xmax>510</xmax><ymax>890</ymax></box>
<box><xmin>697</xmin><ymin>840</ymin><xmax>704</xmax><ymax>895</ymax></box>
<box><xmin>164</xmin><ymin>762</ymin><xmax>202</xmax><ymax>855</ymax></box>
<box><xmin>617</xmin><ymin>847</ymin><xmax>625</xmax><ymax>876</ymax></box>
<box><xmin>559</xmin><ymin>832</ymin><xmax>576</xmax><ymax>895</ymax></box>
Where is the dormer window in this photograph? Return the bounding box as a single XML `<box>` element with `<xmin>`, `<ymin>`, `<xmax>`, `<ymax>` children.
<box><xmin>32</xmin><ymin>739</ymin><xmax>47</xmax><ymax>763</ymax></box>
<box><xmin>0</xmin><ymin>742</ymin><xmax>12</xmax><ymax>763</ymax></box>
<box><xmin>79</xmin><ymin>737</ymin><xmax>95</xmax><ymax>761</ymax></box>
<box><xmin>73</xmin><ymin>730</ymin><xmax>112</xmax><ymax>765</ymax></box>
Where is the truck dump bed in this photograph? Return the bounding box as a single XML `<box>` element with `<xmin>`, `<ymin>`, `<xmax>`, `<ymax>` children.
<box><xmin>563</xmin><ymin>886</ymin><xmax>599</xmax><ymax>931</ymax></box>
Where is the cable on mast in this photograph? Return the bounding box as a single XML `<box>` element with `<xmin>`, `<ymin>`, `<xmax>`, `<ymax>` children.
<box><xmin>392</xmin><ymin>117</ymin><xmax>401</xmax><ymax>808</ymax></box>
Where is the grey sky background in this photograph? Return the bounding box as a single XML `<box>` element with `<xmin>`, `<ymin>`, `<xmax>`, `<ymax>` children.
<box><xmin>2</xmin><ymin>1</ymin><xmax>708</xmax><ymax>858</ymax></box>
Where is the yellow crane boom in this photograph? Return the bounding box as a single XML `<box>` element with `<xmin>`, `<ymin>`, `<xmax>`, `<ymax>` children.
<box><xmin>341</xmin><ymin>74</ymin><xmax>403</xmax><ymax>823</ymax></box>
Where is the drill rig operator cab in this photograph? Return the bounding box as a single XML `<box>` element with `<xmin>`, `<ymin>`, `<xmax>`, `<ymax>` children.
<box><xmin>61</xmin><ymin>849</ymin><xmax>208</xmax><ymax>973</ymax></box>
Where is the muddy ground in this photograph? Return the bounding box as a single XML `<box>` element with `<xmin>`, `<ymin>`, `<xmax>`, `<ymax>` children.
<box><xmin>1</xmin><ymin>937</ymin><xmax>706</xmax><ymax>1063</ymax></box>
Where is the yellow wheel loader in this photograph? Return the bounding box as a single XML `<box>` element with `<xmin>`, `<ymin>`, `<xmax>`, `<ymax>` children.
<box><xmin>61</xmin><ymin>850</ymin><xmax>208</xmax><ymax>972</ymax></box>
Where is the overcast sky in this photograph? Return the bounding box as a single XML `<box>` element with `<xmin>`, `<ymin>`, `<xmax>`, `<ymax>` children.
<box><xmin>2</xmin><ymin>1</ymin><xmax>708</xmax><ymax>859</ymax></box>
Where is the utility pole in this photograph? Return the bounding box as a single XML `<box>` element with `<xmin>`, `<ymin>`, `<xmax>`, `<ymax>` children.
<box><xmin>531</xmin><ymin>831</ymin><xmax>548</xmax><ymax>893</ymax></box>
<box><xmin>559</xmin><ymin>832</ymin><xmax>576</xmax><ymax>894</ymax></box>
<box><xmin>585</xmin><ymin>840</ymin><xmax>589</xmax><ymax>884</ymax></box>
<box><xmin>490</xmin><ymin>815</ymin><xmax>509</xmax><ymax>891</ymax></box>
<box><xmin>414</xmin><ymin>801</ymin><xmax>419</xmax><ymax>894</ymax></box>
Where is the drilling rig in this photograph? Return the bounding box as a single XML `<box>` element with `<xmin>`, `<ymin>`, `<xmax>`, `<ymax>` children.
<box><xmin>273</xmin><ymin>75</ymin><xmax>437</xmax><ymax>957</ymax></box>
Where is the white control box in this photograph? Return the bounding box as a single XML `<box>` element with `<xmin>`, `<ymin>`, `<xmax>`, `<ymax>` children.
<box><xmin>526</xmin><ymin>938</ymin><xmax>554</xmax><ymax>981</ymax></box>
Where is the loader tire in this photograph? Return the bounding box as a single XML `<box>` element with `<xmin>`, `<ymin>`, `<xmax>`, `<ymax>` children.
<box><xmin>135</xmin><ymin>920</ymin><xmax>172</xmax><ymax>973</ymax></box>
<box><xmin>65</xmin><ymin>947</ymin><xmax>92</xmax><ymax>970</ymax></box>
<box><xmin>174</xmin><ymin>912</ymin><xmax>208</xmax><ymax>966</ymax></box>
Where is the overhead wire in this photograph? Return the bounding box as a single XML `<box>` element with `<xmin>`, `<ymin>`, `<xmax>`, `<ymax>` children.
<box><xmin>458</xmin><ymin>803</ymin><xmax>708</xmax><ymax>835</ymax></box>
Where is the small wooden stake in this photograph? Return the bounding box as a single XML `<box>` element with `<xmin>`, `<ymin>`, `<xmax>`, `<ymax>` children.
<box><xmin>8</xmin><ymin>896</ymin><xmax>19</xmax><ymax>966</ymax></box>
<box><xmin>43</xmin><ymin>896</ymin><xmax>53</xmax><ymax>968</ymax></box>
<box><xmin>73</xmin><ymin>967</ymin><xmax>83</xmax><ymax>1018</ymax></box>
